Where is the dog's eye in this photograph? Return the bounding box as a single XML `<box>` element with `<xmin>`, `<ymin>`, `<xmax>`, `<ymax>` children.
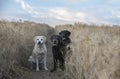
<box><xmin>37</xmin><ymin>39</ymin><xmax>39</xmax><ymax>40</ymax></box>
<box><xmin>41</xmin><ymin>39</ymin><xmax>43</xmax><ymax>40</ymax></box>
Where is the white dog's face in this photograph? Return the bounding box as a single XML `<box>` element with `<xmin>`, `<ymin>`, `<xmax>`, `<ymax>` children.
<box><xmin>34</xmin><ymin>36</ymin><xmax>46</xmax><ymax>45</ymax></box>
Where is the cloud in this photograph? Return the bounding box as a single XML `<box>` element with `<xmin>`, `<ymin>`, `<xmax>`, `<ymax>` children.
<box><xmin>44</xmin><ymin>0</ymin><xmax>86</xmax><ymax>4</ymax></box>
<box><xmin>49</xmin><ymin>7</ymin><xmax>102</xmax><ymax>24</ymax></box>
<box><xmin>111</xmin><ymin>9</ymin><xmax>120</xmax><ymax>18</ymax></box>
<box><xmin>50</xmin><ymin>8</ymin><xmax>80</xmax><ymax>21</ymax></box>
<box><xmin>16</xmin><ymin>0</ymin><xmax>39</xmax><ymax>15</ymax></box>
<box><xmin>50</xmin><ymin>8</ymin><xmax>73</xmax><ymax>21</ymax></box>
<box><xmin>75</xmin><ymin>12</ymin><xmax>86</xmax><ymax>21</ymax></box>
<box><xmin>15</xmin><ymin>0</ymin><xmax>88</xmax><ymax>24</ymax></box>
<box><xmin>0</xmin><ymin>15</ymin><xmax>21</xmax><ymax>22</ymax></box>
<box><xmin>14</xmin><ymin>0</ymin><xmax>120</xmax><ymax>26</ymax></box>
<box><xmin>48</xmin><ymin>7</ymin><xmax>113</xmax><ymax>26</ymax></box>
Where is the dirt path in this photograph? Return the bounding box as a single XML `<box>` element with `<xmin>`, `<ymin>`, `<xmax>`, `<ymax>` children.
<box><xmin>29</xmin><ymin>69</ymin><xmax>65</xmax><ymax>79</ymax></box>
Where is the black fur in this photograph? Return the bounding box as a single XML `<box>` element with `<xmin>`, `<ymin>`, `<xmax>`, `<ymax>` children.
<box><xmin>50</xmin><ymin>35</ymin><xmax>65</xmax><ymax>72</ymax></box>
<box><xmin>59</xmin><ymin>30</ymin><xmax>71</xmax><ymax>37</ymax></box>
<box><xmin>59</xmin><ymin>30</ymin><xmax>71</xmax><ymax>46</ymax></box>
<box><xmin>51</xmin><ymin>30</ymin><xmax>71</xmax><ymax>72</ymax></box>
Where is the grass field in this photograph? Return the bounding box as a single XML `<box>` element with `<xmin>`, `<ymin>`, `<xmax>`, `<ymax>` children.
<box><xmin>0</xmin><ymin>20</ymin><xmax>55</xmax><ymax>79</ymax></box>
<box><xmin>0</xmin><ymin>20</ymin><xmax>120</xmax><ymax>79</ymax></box>
<box><xmin>55</xmin><ymin>23</ymin><xmax>120</xmax><ymax>79</ymax></box>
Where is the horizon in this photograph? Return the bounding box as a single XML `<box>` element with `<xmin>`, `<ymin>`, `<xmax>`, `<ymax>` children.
<box><xmin>0</xmin><ymin>0</ymin><xmax>120</xmax><ymax>26</ymax></box>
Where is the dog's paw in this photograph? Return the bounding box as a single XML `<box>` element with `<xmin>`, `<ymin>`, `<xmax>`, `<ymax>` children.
<box><xmin>44</xmin><ymin>67</ymin><xmax>48</xmax><ymax>71</ymax></box>
<box><xmin>50</xmin><ymin>70</ymin><xmax>54</xmax><ymax>72</ymax></box>
<box><xmin>36</xmin><ymin>68</ymin><xmax>39</xmax><ymax>71</ymax></box>
<box><xmin>50</xmin><ymin>69</ymin><xmax>56</xmax><ymax>72</ymax></box>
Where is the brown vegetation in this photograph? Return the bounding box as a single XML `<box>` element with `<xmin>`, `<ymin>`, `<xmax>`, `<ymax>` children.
<box><xmin>0</xmin><ymin>20</ymin><xmax>120</xmax><ymax>79</ymax></box>
<box><xmin>55</xmin><ymin>23</ymin><xmax>120</xmax><ymax>79</ymax></box>
<box><xmin>0</xmin><ymin>20</ymin><xmax>54</xmax><ymax>79</ymax></box>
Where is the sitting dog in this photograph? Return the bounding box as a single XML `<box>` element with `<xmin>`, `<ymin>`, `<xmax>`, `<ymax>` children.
<box><xmin>50</xmin><ymin>35</ymin><xmax>65</xmax><ymax>72</ymax></box>
<box><xmin>28</xmin><ymin>36</ymin><xmax>48</xmax><ymax>71</ymax></box>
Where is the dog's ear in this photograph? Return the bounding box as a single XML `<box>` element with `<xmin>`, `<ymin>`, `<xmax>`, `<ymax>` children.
<box><xmin>66</xmin><ymin>31</ymin><xmax>71</xmax><ymax>37</ymax></box>
<box><xmin>42</xmin><ymin>36</ymin><xmax>47</xmax><ymax>43</ymax></box>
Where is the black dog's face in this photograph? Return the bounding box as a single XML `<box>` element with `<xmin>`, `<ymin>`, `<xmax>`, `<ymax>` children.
<box><xmin>51</xmin><ymin>35</ymin><xmax>62</xmax><ymax>46</ymax></box>
<box><xmin>59</xmin><ymin>30</ymin><xmax>71</xmax><ymax>40</ymax></box>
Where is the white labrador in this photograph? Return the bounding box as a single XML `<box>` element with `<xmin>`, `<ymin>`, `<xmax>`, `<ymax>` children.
<box><xmin>28</xmin><ymin>36</ymin><xmax>48</xmax><ymax>71</ymax></box>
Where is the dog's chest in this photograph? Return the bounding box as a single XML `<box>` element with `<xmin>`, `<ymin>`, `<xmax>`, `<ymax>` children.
<box><xmin>33</xmin><ymin>44</ymin><xmax>46</xmax><ymax>56</ymax></box>
<box><xmin>36</xmin><ymin>47</ymin><xmax>45</xmax><ymax>53</ymax></box>
<box><xmin>52</xmin><ymin>46</ymin><xmax>62</xmax><ymax>56</ymax></box>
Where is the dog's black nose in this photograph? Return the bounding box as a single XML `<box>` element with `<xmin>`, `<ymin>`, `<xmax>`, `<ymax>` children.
<box><xmin>38</xmin><ymin>41</ymin><xmax>41</xmax><ymax>44</ymax></box>
<box><xmin>53</xmin><ymin>40</ymin><xmax>57</xmax><ymax>44</ymax></box>
<box><xmin>54</xmin><ymin>41</ymin><xmax>56</xmax><ymax>44</ymax></box>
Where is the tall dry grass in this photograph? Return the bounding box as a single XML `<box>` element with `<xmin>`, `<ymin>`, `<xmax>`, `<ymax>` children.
<box><xmin>55</xmin><ymin>23</ymin><xmax>120</xmax><ymax>79</ymax></box>
<box><xmin>0</xmin><ymin>20</ymin><xmax>120</xmax><ymax>79</ymax></box>
<box><xmin>0</xmin><ymin>20</ymin><xmax>54</xmax><ymax>79</ymax></box>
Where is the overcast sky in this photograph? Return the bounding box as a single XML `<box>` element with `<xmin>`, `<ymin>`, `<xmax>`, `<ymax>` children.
<box><xmin>0</xmin><ymin>0</ymin><xmax>120</xmax><ymax>26</ymax></box>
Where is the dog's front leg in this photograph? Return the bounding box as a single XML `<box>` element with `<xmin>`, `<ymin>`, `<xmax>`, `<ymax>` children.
<box><xmin>35</xmin><ymin>57</ymin><xmax>39</xmax><ymax>71</ymax></box>
<box><xmin>51</xmin><ymin>58</ymin><xmax>57</xmax><ymax>72</ymax></box>
<box><xmin>59</xmin><ymin>58</ymin><xmax>65</xmax><ymax>71</ymax></box>
<box><xmin>43</xmin><ymin>54</ymin><xmax>48</xmax><ymax>70</ymax></box>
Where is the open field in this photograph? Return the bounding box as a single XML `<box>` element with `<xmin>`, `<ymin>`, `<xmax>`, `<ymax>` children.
<box><xmin>0</xmin><ymin>20</ymin><xmax>120</xmax><ymax>79</ymax></box>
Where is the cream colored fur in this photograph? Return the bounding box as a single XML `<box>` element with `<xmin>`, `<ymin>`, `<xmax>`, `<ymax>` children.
<box><xmin>28</xmin><ymin>36</ymin><xmax>48</xmax><ymax>71</ymax></box>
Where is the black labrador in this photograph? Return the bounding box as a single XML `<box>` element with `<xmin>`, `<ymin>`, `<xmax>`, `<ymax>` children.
<box><xmin>51</xmin><ymin>30</ymin><xmax>71</xmax><ymax>72</ymax></box>
<box><xmin>50</xmin><ymin>35</ymin><xmax>65</xmax><ymax>72</ymax></box>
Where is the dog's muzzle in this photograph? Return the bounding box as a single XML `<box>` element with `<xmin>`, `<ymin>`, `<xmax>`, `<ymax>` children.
<box><xmin>52</xmin><ymin>39</ymin><xmax>58</xmax><ymax>46</ymax></box>
<box><xmin>62</xmin><ymin>37</ymin><xmax>66</xmax><ymax>40</ymax></box>
<box><xmin>38</xmin><ymin>41</ymin><xmax>43</xmax><ymax>45</ymax></box>
<box><xmin>52</xmin><ymin>42</ymin><xmax>57</xmax><ymax>46</ymax></box>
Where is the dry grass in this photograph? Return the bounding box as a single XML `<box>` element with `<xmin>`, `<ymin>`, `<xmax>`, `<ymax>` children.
<box><xmin>0</xmin><ymin>20</ymin><xmax>54</xmax><ymax>79</ymax></box>
<box><xmin>55</xmin><ymin>23</ymin><xmax>120</xmax><ymax>79</ymax></box>
<box><xmin>0</xmin><ymin>20</ymin><xmax>120</xmax><ymax>79</ymax></box>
